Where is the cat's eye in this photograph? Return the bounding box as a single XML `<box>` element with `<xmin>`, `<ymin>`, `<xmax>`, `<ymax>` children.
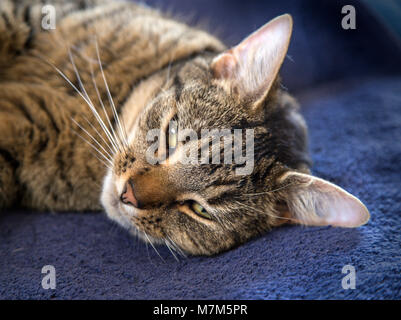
<box><xmin>190</xmin><ymin>202</ymin><xmax>212</xmax><ymax>220</ymax></box>
<box><xmin>166</xmin><ymin>117</ymin><xmax>178</xmax><ymax>155</ymax></box>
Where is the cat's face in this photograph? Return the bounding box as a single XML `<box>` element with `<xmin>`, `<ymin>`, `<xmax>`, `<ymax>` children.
<box><xmin>101</xmin><ymin>15</ymin><xmax>369</xmax><ymax>256</ymax></box>
<box><xmin>102</xmin><ymin>58</ymin><xmax>270</xmax><ymax>255</ymax></box>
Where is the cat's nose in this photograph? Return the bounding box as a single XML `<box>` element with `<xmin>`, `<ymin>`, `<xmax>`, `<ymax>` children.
<box><xmin>121</xmin><ymin>169</ymin><xmax>176</xmax><ymax>209</ymax></box>
<box><xmin>120</xmin><ymin>180</ymin><xmax>139</xmax><ymax>208</ymax></box>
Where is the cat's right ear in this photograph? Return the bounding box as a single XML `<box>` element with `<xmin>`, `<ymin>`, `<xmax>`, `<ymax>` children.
<box><xmin>211</xmin><ymin>14</ymin><xmax>293</xmax><ymax>109</ymax></box>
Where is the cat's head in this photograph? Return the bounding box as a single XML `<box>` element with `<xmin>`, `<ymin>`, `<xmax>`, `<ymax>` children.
<box><xmin>101</xmin><ymin>15</ymin><xmax>369</xmax><ymax>255</ymax></box>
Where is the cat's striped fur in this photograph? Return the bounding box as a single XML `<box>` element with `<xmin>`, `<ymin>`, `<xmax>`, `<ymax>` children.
<box><xmin>0</xmin><ymin>0</ymin><xmax>223</xmax><ymax>210</ymax></box>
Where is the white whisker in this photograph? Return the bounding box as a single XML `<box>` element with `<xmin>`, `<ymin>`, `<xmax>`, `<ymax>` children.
<box><xmin>94</xmin><ymin>38</ymin><xmax>129</xmax><ymax>149</ymax></box>
<box><xmin>166</xmin><ymin>235</ymin><xmax>187</xmax><ymax>258</ymax></box>
<box><xmin>164</xmin><ymin>240</ymin><xmax>179</xmax><ymax>261</ymax></box>
<box><xmin>71</xmin><ymin>118</ymin><xmax>113</xmax><ymax>161</ymax></box>
<box><xmin>71</xmin><ymin>129</ymin><xmax>113</xmax><ymax>169</ymax></box>
<box><xmin>89</xmin><ymin>61</ymin><xmax>121</xmax><ymax>154</ymax></box>
<box><xmin>87</xmin><ymin>149</ymin><xmax>113</xmax><ymax>170</ymax></box>
<box><xmin>53</xmin><ymin>63</ymin><xmax>120</xmax><ymax>155</ymax></box>
<box><xmin>143</xmin><ymin>231</ymin><xmax>165</xmax><ymax>262</ymax></box>
<box><xmin>66</xmin><ymin>49</ymin><xmax>120</xmax><ymax>154</ymax></box>
<box><xmin>33</xmin><ymin>52</ymin><xmax>120</xmax><ymax>163</ymax></box>
<box><xmin>67</xmin><ymin>45</ymin><xmax>120</xmax><ymax>155</ymax></box>
<box><xmin>82</xmin><ymin>115</ymin><xmax>114</xmax><ymax>156</ymax></box>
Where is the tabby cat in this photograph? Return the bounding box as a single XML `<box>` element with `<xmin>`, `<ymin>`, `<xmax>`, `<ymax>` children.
<box><xmin>0</xmin><ymin>0</ymin><xmax>369</xmax><ymax>255</ymax></box>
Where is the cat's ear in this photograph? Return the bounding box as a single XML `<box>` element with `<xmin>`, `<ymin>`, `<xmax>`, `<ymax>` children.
<box><xmin>211</xmin><ymin>14</ymin><xmax>293</xmax><ymax>109</ymax></box>
<box><xmin>277</xmin><ymin>171</ymin><xmax>370</xmax><ymax>227</ymax></box>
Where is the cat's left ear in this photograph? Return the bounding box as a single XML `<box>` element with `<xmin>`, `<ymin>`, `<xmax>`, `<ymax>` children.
<box><xmin>211</xmin><ymin>14</ymin><xmax>293</xmax><ymax>109</ymax></box>
<box><xmin>276</xmin><ymin>171</ymin><xmax>370</xmax><ymax>228</ymax></box>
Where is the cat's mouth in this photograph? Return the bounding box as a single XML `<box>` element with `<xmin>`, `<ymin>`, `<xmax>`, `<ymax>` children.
<box><xmin>101</xmin><ymin>170</ymin><xmax>138</xmax><ymax>229</ymax></box>
<box><xmin>101</xmin><ymin>170</ymin><xmax>166</xmax><ymax>246</ymax></box>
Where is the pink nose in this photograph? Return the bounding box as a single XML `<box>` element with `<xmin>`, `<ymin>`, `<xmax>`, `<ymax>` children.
<box><xmin>120</xmin><ymin>180</ymin><xmax>139</xmax><ymax>208</ymax></box>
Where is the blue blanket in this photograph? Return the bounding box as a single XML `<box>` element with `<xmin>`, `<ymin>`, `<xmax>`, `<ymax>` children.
<box><xmin>1</xmin><ymin>0</ymin><xmax>400</xmax><ymax>299</ymax></box>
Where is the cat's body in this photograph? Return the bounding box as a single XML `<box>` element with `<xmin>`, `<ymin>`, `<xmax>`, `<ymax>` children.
<box><xmin>0</xmin><ymin>0</ymin><xmax>369</xmax><ymax>255</ymax></box>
